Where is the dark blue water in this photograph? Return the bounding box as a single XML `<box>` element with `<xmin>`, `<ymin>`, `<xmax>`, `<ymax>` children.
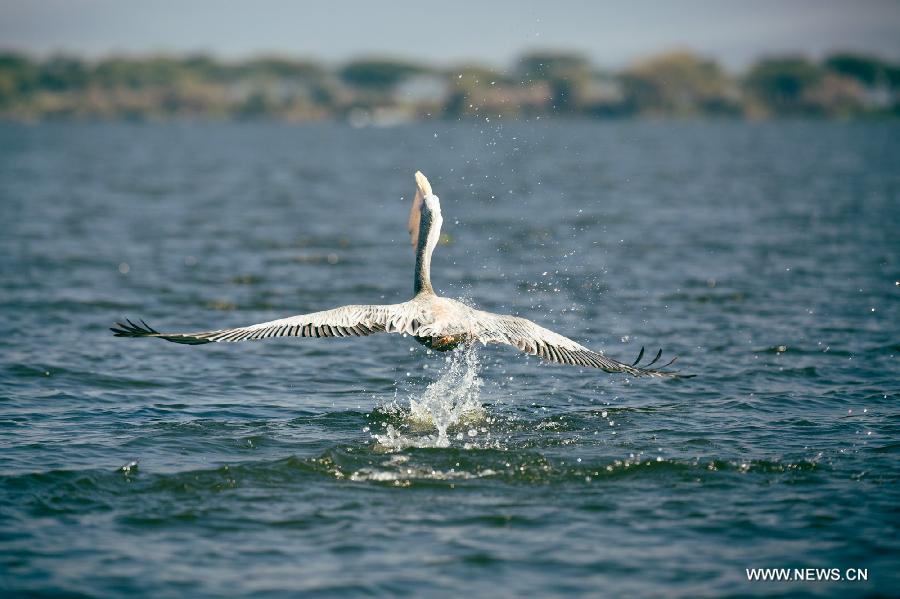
<box><xmin>1</xmin><ymin>121</ymin><xmax>898</xmax><ymax>597</ymax></box>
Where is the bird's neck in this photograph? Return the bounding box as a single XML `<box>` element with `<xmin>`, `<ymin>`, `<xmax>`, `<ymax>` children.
<box><xmin>414</xmin><ymin>210</ymin><xmax>441</xmax><ymax>295</ymax></box>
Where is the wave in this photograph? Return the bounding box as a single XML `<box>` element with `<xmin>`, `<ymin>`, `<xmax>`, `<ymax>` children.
<box><xmin>1</xmin><ymin>450</ymin><xmax>827</xmax><ymax>516</ymax></box>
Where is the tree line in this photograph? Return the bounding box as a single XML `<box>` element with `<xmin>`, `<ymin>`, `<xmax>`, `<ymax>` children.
<box><xmin>0</xmin><ymin>50</ymin><xmax>897</xmax><ymax>121</ymax></box>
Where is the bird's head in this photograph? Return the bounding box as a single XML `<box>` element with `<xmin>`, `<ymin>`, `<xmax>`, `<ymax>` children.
<box><xmin>409</xmin><ymin>171</ymin><xmax>442</xmax><ymax>248</ymax></box>
<box><xmin>415</xmin><ymin>171</ymin><xmax>441</xmax><ymax>216</ymax></box>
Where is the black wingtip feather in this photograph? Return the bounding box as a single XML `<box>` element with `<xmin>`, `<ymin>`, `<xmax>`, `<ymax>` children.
<box><xmin>632</xmin><ymin>346</ymin><xmax>645</xmax><ymax>366</ymax></box>
<box><xmin>139</xmin><ymin>319</ymin><xmax>159</xmax><ymax>334</ymax></box>
<box><xmin>110</xmin><ymin>318</ymin><xmax>158</xmax><ymax>338</ymax></box>
<box><xmin>628</xmin><ymin>347</ymin><xmax>694</xmax><ymax>378</ymax></box>
<box><xmin>661</xmin><ymin>355</ymin><xmax>678</xmax><ymax>369</ymax></box>
<box><xmin>645</xmin><ymin>348</ymin><xmax>663</xmax><ymax>368</ymax></box>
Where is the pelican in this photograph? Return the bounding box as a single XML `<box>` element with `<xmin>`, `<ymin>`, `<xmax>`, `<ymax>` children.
<box><xmin>113</xmin><ymin>172</ymin><xmax>688</xmax><ymax>377</ymax></box>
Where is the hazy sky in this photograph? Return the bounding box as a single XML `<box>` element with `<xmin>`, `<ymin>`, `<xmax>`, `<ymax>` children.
<box><xmin>2</xmin><ymin>0</ymin><xmax>899</xmax><ymax>70</ymax></box>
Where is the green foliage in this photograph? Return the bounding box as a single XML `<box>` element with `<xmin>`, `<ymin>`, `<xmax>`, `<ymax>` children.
<box><xmin>516</xmin><ymin>52</ymin><xmax>591</xmax><ymax>113</ymax></box>
<box><xmin>517</xmin><ymin>52</ymin><xmax>589</xmax><ymax>81</ymax></box>
<box><xmin>744</xmin><ymin>56</ymin><xmax>822</xmax><ymax>114</ymax></box>
<box><xmin>38</xmin><ymin>55</ymin><xmax>89</xmax><ymax>91</ymax></box>
<box><xmin>0</xmin><ymin>53</ymin><xmax>37</xmax><ymax>105</ymax></box>
<box><xmin>340</xmin><ymin>60</ymin><xmax>424</xmax><ymax>90</ymax></box>
<box><xmin>622</xmin><ymin>51</ymin><xmax>738</xmax><ymax>116</ymax></box>
<box><xmin>93</xmin><ymin>56</ymin><xmax>186</xmax><ymax>89</ymax></box>
<box><xmin>238</xmin><ymin>57</ymin><xmax>323</xmax><ymax>81</ymax></box>
<box><xmin>0</xmin><ymin>50</ymin><xmax>896</xmax><ymax>120</ymax></box>
<box><xmin>825</xmin><ymin>53</ymin><xmax>895</xmax><ymax>88</ymax></box>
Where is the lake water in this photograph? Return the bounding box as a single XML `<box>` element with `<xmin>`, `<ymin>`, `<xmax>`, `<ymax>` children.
<box><xmin>1</xmin><ymin>121</ymin><xmax>897</xmax><ymax>597</ymax></box>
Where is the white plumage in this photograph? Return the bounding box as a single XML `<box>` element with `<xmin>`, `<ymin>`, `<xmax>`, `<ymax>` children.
<box><xmin>113</xmin><ymin>171</ymin><xmax>688</xmax><ymax>378</ymax></box>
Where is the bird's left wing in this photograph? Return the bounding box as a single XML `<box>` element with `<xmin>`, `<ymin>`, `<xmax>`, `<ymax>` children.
<box><xmin>469</xmin><ymin>310</ymin><xmax>688</xmax><ymax>378</ymax></box>
<box><xmin>111</xmin><ymin>303</ymin><xmax>419</xmax><ymax>345</ymax></box>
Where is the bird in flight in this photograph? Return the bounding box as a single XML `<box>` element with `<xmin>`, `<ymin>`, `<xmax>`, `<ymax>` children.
<box><xmin>113</xmin><ymin>172</ymin><xmax>688</xmax><ymax>378</ymax></box>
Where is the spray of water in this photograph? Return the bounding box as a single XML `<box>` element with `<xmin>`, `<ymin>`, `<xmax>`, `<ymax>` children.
<box><xmin>374</xmin><ymin>343</ymin><xmax>486</xmax><ymax>449</ymax></box>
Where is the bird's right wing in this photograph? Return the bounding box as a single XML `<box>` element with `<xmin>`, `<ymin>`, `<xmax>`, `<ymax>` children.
<box><xmin>111</xmin><ymin>302</ymin><xmax>426</xmax><ymax>345</ymax></box>
<box><xmin>469</xmin><ymin>310</ymin><xmax>688</xmax><ymax>378</ymax></box>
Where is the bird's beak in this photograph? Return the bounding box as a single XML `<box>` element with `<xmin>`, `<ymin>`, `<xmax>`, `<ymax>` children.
<box><xmin>415</xmin><ymin>171</ymin><xmax>433</xmax><ymax>197</ymax></box>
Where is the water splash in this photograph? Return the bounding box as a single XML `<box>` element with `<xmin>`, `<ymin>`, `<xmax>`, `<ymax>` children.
<box><xmin>374</xmin><ymin>344</ymin><xmax>486</xmax><ymax>449</ymax></box>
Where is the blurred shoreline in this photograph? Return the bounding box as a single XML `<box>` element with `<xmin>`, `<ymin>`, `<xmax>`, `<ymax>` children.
<box><xmin>1</xmin><ymin>49</ymin><xmax>898</xmax><ymax>122</ymax></box>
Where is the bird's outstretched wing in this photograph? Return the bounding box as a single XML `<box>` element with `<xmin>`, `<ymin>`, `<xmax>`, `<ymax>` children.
<box><xmin>469</xmin><ymin>310</ymin><xmax>690</xmax><ymax>378</ymax></box>
<box><xmin>111</xmin><ymin>303</ymin><xmax>424</xmax><ymax>345</ymax></box>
